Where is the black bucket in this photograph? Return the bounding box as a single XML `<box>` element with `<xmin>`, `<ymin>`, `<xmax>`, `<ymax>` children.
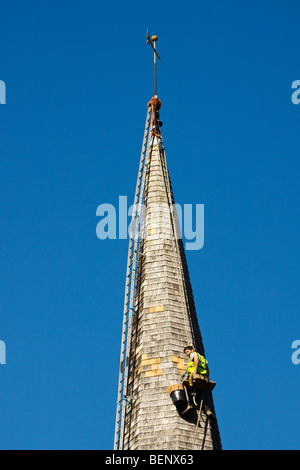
<box><xmin>170</xmin><ymin>389</ymin><xmax>187</xmax><ymax>410</ymax></box>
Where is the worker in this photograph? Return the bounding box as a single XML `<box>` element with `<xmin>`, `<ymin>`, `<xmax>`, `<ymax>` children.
<box><xmin>183</xmin><ymin>346</ymin><xmax>209</xmax><ymax>378</ymax></box>
<box><xmin>182</xmin><ymin>346</ymin><xmax>214</xmax><ymax>419</ymax></box>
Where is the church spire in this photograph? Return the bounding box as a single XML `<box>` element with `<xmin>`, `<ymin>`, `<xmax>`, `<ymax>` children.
<box><xmin>114</xmin><ymin>33</ymin><xmax>222</xmax><ymax>451</ymax></box>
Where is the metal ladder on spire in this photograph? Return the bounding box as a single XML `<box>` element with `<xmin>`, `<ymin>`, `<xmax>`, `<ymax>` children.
<box><xmin>114</xmin><ymin>107</ymin><xmax>153</xmax><ymax>450</ymax></box>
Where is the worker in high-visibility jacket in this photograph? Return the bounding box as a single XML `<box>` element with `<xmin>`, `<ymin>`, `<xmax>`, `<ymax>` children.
<box><xmin>184</xmin><ymin>345</ymin><xmax>209</xmax><ymax>378</ymax></box>
<box><xmin>181</xmin><ymin>346</ymin><xmax>214</xmax><ymax>419</ymax></box>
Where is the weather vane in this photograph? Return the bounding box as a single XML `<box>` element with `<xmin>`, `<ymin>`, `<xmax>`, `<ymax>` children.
<box><xmin>146</xmin><ymin>30</ymin><xmax>161</xmax><ymax>97</ymax></box>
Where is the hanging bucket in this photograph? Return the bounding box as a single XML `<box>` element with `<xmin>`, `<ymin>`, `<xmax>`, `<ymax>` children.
<box><xmin>170</xmin><ymin>389</ymin><xmax>187</xmax><ymax>407</ymax></box>
<box><xmin>167</xmin><ymin>384</ymin><xmax>187</xmax><ymax>410</ymax></box>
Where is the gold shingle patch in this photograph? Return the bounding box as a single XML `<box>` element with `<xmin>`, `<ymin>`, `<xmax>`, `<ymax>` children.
<box><xmin>148</xmin><ymin>305</ymin><xmax>164</xmax><ymax>313</ymax></box>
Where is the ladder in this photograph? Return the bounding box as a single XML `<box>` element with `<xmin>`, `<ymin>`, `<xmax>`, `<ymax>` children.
<box><xmin>114</xmin><ymin>106</ymin><xmax>153</xmax><ymax>450</ymax></box>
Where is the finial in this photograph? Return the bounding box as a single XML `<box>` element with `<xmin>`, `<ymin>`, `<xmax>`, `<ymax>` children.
<box><xmin>146</xmin><ymin>30</ymin><xmax>161</xmax><ymax>96</ymax></box>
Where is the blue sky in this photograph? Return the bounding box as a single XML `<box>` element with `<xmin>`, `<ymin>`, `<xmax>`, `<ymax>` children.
<box><xmin>1</xmin><ymin>0</ymin><xmax>299</xmax><ymax>450</ymax></box>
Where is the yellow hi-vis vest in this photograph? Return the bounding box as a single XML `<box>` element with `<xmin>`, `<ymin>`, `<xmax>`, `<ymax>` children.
<box><xmin>188</xmin><ymin>352</ymin><xmax>208</xmax><ymax>375</ymax></box>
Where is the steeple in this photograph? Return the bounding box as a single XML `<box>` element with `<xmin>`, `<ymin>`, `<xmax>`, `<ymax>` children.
<box><xmin>114</xmin><ymin>33</ymin><xmax>221</xmax><ymax>450</ymax></box>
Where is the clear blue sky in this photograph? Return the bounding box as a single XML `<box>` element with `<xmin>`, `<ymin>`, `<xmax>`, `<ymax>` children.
<box><xmin>1</xmin><ymin>0</ymin><xmax>299</xmax><ymax>450</ymax></box>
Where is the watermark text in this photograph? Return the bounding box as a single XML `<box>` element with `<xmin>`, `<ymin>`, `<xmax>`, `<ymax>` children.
<box><xmin>291</xmin><ymin>80</ymin><xmax>300</xmax><ymax>105</ymax></box>
<box><xmin>96</xmin><ymin>196</ymin><xmax>204</xmax><ymax>251</ymax></box>
<box><xmin>291</xmin><ymin>340</ymin><xmax>300</xmax><ymax>365</ymax></box>
<box><xmin>0</xmin><ymin>80</ymin><xmax>6</xmax><ymax>104</ymax></box>
<box><xmin>0</xmin><ymin>340</ymin><xmax>6</xmax><ymax>365</ymax></box>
